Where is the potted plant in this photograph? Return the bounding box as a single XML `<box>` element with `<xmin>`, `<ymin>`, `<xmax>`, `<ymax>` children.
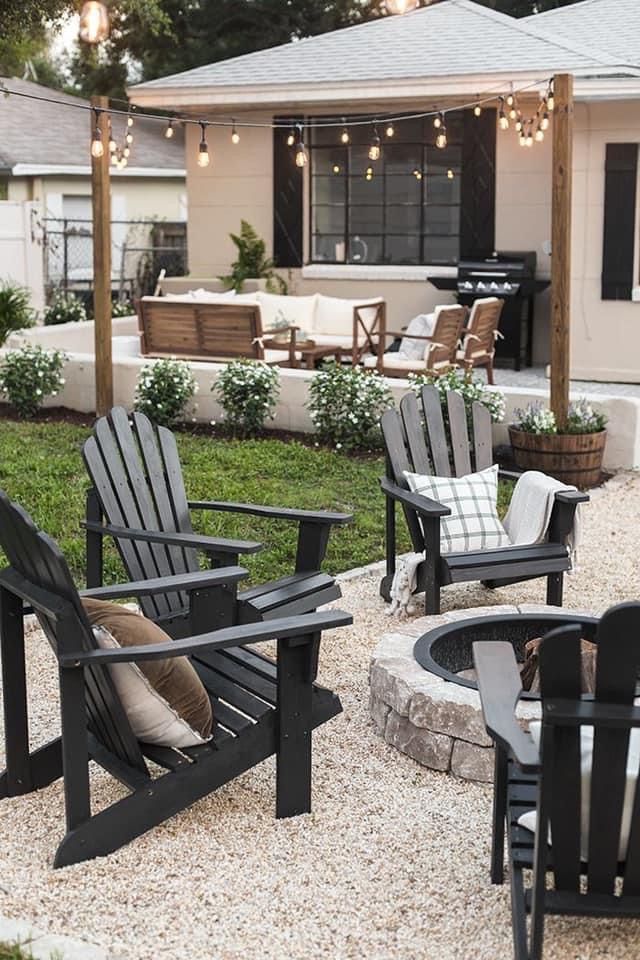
<box><xmin>509</xmin><ymin>398</ymin><xmax>607</xmax><ymax>488</ymax></box>
<box><xmin>220</xmin><ymin>220</ymin><xmax>287</xmax><ymax>294</ymax></box>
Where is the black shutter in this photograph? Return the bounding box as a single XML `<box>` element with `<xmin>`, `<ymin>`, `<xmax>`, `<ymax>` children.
<box><xmin>602</xmin><ymin>143</ymin><xmax>638</xmax><ymax>300</ymax></box>
<box><xmin>273</xmin><ymin>117</ymin><xmax>303</xmax><ymax>268</ymax></box>
<box><xmin>459</xmin><ymin>108</ymin><xmax>496</xmax><ymax>259</ymax></box>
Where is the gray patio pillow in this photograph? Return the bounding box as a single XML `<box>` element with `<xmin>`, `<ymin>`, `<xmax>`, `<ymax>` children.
<box><xmin>398</xmin><ymin>313</ymin><xmax>435</xmax><ymax>360</ymax></box>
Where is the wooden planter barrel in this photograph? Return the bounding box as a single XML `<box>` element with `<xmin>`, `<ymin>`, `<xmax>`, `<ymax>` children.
<box><xmin>508</xmin><ymin>427</ymin><xmax>607</xmax><ymax>489</ymax></box>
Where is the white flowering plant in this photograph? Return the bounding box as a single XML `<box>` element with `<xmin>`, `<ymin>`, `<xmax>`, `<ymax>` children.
<box><xmin>513</xmin><ymin>398</ymin><xmax>607</xmax><ymax>436</ymax></box>
<box><xmin>43</xmin><ymin>292</ymin><xmax>87</xmax><ymax>326</ymax></box>
<box><xmin>111</xmin><ymin>299</ymin><xmax>135</xmax><ymax>318</ymax></box>
<box><xmin>307</xmin><ymin>363</ymin><xmax>393</xmax><ymax>451</ymax></box>
<box><xmin>213</xmin><ymin>359</ymin><xmax>280</xmax><ymax>436</ymax></box>
<box><xmin>408</xmin><ymin>367</ymin><xmax>506</xmax><ymax>425</ymax></box>
<box><xmin>135</xmin><ymin>358</ymin><xmax>197</xmax><ymax>427</ymax></box>
<box><xmin>0</xmin><ymin>345</ymin><xmax>67</xmax><ymax>417</ymax></box>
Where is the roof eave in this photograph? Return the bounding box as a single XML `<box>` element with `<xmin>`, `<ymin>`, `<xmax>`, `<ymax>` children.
<box><xmin>10</xmin><ymin>163</ymin><xmax>186</xmax><ymax>178</ymax></box>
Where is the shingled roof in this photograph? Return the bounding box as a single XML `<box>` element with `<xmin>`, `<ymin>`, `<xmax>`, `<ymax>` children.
<box><xmin>0</xmin><ymin>78</ymin><xmax>184</xmax><ymax>174</ymax></box>
<box><xmin>524</xmin><ymin>0</ymin><xmax>640</xmax><ymax>71</ymax></box>
<box><xmin>130</xmin><ymin>0</ymin><xmax>638</xmax><ymax>108</ymax></box>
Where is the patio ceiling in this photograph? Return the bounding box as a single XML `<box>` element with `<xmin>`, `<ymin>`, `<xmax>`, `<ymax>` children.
<box><xmin>129</xmin><ymin>0</ymin><xmax>640</xmax><ymax>112</ymax></box>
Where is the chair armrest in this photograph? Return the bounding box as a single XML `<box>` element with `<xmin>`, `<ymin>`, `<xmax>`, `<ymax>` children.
<box><xmin>473</xmin><ymin>641</ymin><xmax>540</xmax><ymax>772</ymax></box>
<box><xmin>82</xmin><ymin>520</ymin><xmax>262</xmax><ymax>555</ymax></box>
<box><xmin>380</xmin><ymin>476</ymin><xmax>451</xmax><ymax>518</ymax></box>
<box><xmin>59</xmin><ymin>609</ymin><xmax>353</xmax><ymax>667</ymax></box>
<box><xmin>79</xmin><ymin>566</ymin><xmax>249</xmax><ymax>601</ymax></box>
<box><xmin>188</xmin><ymin>500</ymin><xmax>353</xmax><ymax>526</ymax></box>
<box><xmin>498</xmin><ymin>469</ymin><xmax>522</xmax><ymax>483</ymax></box>
<box><xmin>383</xmin><ymin>331</ymin><xmax>434</xmax><ymax>341</ymax></box>
<box><xmin>554</xmin><ymin>490</ymin><xmax>590</xmax><ymax>505</ymax></box>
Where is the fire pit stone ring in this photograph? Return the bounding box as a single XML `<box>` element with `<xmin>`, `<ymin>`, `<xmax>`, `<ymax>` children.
<box><xmin>369</xmin><ymin>603</ymin><xmax>598</xmax><ymax>783</ymax></box>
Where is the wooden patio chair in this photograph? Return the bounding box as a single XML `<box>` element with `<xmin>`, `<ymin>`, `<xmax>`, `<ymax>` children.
<box><xmin>83</xmin><ymin>407</ymin><xmax>352</xmax><ymax>637</ymax></box>
<box><xmin>364</xmin><ymin>305</ymin><xmax>467</xmax><ymax>378</ymax></box>
<box><xmin>473</xmin><ymin>602</ymin><xmax>640</xmax><ymax>959</ymax></box>
<box><xmin>380</xmin><ymin>385</ymin><xmax>587</xmax><ymax>614</ymax></box>
<box><xmin>0</xmin><ymin>489</ymin><xmax>351</xmax><ymax>867</ymax></box>
<box><xmin>457</xmin><ymin>297</ymin><xmax>504</xmax><ymax>384</ymax></box>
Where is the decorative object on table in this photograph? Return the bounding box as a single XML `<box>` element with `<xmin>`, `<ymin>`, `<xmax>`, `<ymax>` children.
<box><xmin>43</xmin><ymin>291</ymin><xmax>88</xmax><ymax>326</ymax></box>
<box><xmin>219</xmin><ymin>220</ymin><xmax>288</xmax><ymax>294</ymax></box>
<box><xmin>473</xmin><ymin>602</ymin><xmax>640</xmax><ymax>960</ymax></box>
<box><xmin>457</xmin><ymin>297</ymin><xmax>504</xmax><ymax>384</ymax></box>
<box><xmin>0</xmin><ymin>489</ymin><xmax>351</xmax><ymax>867</ymax></box>
<box><xmin>213</xmin><ymin>358</ymin><xmax>280</xmax><ymax>436</ymax></box>
<box><xmin>83</xmin><ymin>407</ymin><xmax>352</xmax><ymax>634</ymax></box>
<box><xmin>134</xmin><ymin>357</ymin><xmax>197</xmax><ymax>427</ymax></box>
<box><xmin>380</xmin><ymin>385</ymin><xmax>588</xmax><ymax>615</ymax></box>
<box><xmin>307</xmin><ymin>362</ymin><xmax>392</xmax><ymax>451</ymax></box>
<box><xmin>509</xmin><ymin>398</ymin><xmax>607</xmax><ymax>488</ymax></box>
<box><xmin>0</xmin><ymin>345</ymin><xmax>67</xmax><ymax>418</ymax></box>
<box><xmin>363</xmin><ymin>304</ymin><xmax>466</xmax><ymax>378</ymax></box>
<box><xmin>0</xmin><ymin>280</ymin><xmax>35</xmax><ymax>346</ymax></box>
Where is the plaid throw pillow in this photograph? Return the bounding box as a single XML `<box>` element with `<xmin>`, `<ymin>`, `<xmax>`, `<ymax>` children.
<box><xmin>404</xmin><ymin>464</ymin><xmax>510</xmax><ymax>554</ymax></box>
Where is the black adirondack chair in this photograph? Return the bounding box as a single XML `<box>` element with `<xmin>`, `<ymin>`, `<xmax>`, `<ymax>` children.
<box><xmin>82</xmin><ymin>407</ymin><xmax>352</xmax><ymax>637</ymax></box>
<box><xmin>473</xmin><ymin>603</ymin><xmax>640</xmax><ymax>959</ymax></box>
<box><xmin>380</xmin><ymin>386</ymin><xmax>588</xmax><ymax>614</ymax></box>
<box><xmin>0</xmin><ymin>490</ymin><xmax>352</xmax><ymax>867</ymax></box>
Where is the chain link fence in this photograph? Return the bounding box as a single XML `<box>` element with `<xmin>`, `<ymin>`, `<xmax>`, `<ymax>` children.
<box><xmin>42</xmin><ymin>218</ymin><xmax>187</xmax><ymax>311</ymax></box>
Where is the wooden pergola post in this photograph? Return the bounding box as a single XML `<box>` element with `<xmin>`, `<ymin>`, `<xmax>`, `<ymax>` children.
<box><xmin>90</xmin><ymin>94</ymin><xmax>113</xmax><ymax>415</ymax></box>
<box><xmin>550</xmin><ymin>73</ymin><xmax>574</xmax><ymax>430</ymax></box>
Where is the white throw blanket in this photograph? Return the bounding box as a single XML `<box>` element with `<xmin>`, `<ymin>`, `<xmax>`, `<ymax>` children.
<box><xmin>387</xmin><ymin>470</ymin><xmax>583</xmax><ymax>616</ymax></box>
<box><xmin>503</xmin><ymin>470</ymin><xmax>583</xmax><ymax>568</ymax></box>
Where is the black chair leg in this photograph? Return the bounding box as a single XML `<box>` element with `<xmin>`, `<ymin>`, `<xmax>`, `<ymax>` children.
<box><xmin>491</xmin><ymin>746</ymin><xmax>508</xmax><ymax>884</ymax></box>
<box><xmin>546</xmin><ymin>572</ymin><xmax>563</xmax><ymax>606</ymax></box>
<box><xmin>276</xmin><ymin>635</ymin><xmax>314</xmax><ymax>818</ymax></box>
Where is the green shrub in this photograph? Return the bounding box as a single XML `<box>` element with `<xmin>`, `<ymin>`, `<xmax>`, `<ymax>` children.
<box><xmin>0</xmin><ymin>280</ymin><xmax>35</xmax><ymax>345</ymax></box>
<box><xmin>134</xmin><ymin>358</ymin><xmax>197</xmax><ymax>427</ymax></box>
<box><xmin>0</xmin><ymin>345</ymin><xmax>66</xmax><ymax>417</ymax></box>
<box><xmin>409</xmin><ymin>367</ymin><xmax>506</xmax><ymax>424</ymax></box>
<box><xmin>213</xmin><ymin>359</ymin><xmax>280</xmax><ymax>436</ymax></box>
<box><xmin>219</xmin><ymin>220</ymin><xmax>287</xmax><ymax>293</ymax></box>
<box><xmin>112</xmin><ymin>298</ymin><xmax>135</xmax><ymax>317</ymax></box>
<box><xmin>307</xmin><ymin>363</ymin><xmax>393</xmax><ymax>451</ymax></box>
<box><xmin>43</xmin><ymin>291</ymin><xmax>87</xmax><ymax>326</ymax></box>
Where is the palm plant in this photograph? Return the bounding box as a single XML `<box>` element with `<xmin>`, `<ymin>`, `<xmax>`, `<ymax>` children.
<box><xmin>0</xmin><ymin>281</ymin><xmax>35</xmax><ymax>345</ymax></box>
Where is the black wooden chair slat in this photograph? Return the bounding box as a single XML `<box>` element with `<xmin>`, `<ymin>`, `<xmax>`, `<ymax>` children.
<box><xmin>474</xmin><ymin>603</ymin><xmax>640</xmax><ymax>960</ymax></box>
<box><xmin>193</xmin><ymin>660</ymin><xmax>272</xmax><ymax>720</ymax></box>
<box><xmin>222</xmin><ymin>644</ymin><xmax>278</xmax><ymax>680</ymax></box>
<box><xmin>193</xmin><ymin>650</ymin><xmax>278</xmax><ymax>705</ymax></box>
<box><xmin>380</xmin><ymin>385</ymin><xmax>587</xmax><ymax>614</ymax></box>
<box><xmin>155</xmin><ymin>423</ymin><xmax>197</xmax><ymax>540</ymax></box>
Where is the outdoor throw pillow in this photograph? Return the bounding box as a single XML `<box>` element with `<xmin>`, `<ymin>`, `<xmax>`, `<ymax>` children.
<box><xmin>518</xmin><ymin>721</ymin><xmax>640</xmax><ymax>861</ymax></box>
<box><xmin>398</xmin><ymin>313</ymin><xmax>435</xmax><ymax>360</ymax></box>
<box><xmin>404</xmin><ymin>464</ymin><xmax>510</xmax><ymax>554</ymax></box>
<box><xmin>82</xmin><ymin>598</ymin><xmax>213</xmax><ymax>747</ymax></box>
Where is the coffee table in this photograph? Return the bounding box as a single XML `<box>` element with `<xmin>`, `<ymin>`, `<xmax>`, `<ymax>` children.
<box><xmin>294</xmin><ymin>340</ymin><xmax>344</xmax><ymax>369</ymax></box>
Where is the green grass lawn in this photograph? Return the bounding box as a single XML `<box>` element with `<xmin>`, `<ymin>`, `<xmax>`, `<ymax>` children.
<box><xmin>0</xmin><ymin>419</ymin><xmax>513</xmax><ymax>588</ymax></box>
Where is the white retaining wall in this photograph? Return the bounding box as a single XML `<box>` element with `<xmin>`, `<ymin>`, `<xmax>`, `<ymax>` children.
<box><xmin>3</xmin><ymin>319</ymin><xmax>640</xmax><ymax>471</ymax></box>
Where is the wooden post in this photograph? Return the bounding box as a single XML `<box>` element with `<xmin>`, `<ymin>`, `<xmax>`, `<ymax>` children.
<box><xmin>90</xmin><ymin>94</ymin><xmax>113</xmax><ymax>415</ymax></box>
<box><xmin>550</xmin><ymin>73</ymin><xmax>573</xmax><ymax>430</ymax></box>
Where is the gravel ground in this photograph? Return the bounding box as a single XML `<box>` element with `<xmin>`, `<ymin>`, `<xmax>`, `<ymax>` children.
<box><xmin>1</xmin><ymin>471</ymin><xmax>639</xmax><ymax>960</ymax></box>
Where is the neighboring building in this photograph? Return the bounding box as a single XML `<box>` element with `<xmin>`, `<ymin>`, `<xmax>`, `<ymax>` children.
<box><xmin>0</xmin><ymin>77</ymin><xmax>187</xmax><ymax>298</ymax></box>
<box><xmin>130</xmin><ymin>0</ymin><xmax>640</xmax><ymax>381</ymax></box>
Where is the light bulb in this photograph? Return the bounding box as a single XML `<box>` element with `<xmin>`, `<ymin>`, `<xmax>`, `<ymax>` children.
<box><xmin>123</xmin><ymin>146</ymin><xmax>130</xmax><ymax>158</ymax></box>
<box><xmin>386</xmin><ymin>123</ymin><xmax>395</xmax><ymax>137</ymax></box>
<box><xmin>108</xmin><ymin>133</ymin><xmax>116</xmax><ymax>152</ymax></box>
<box><xmin>474</xmin><ymin>104</ymin><xmax>482</xmax><ymax>117</ymax></box>
<box><xmin>447</xmin><ymin>169</ymin><xmax>454</xmax><ymax>180</ymax></box>
<box><xmin>365</xmin><ymin>166</ymin><xmax>374</xmax><ymax>181</ymax></box>
<box><xmin>332</xmin><ymin>164</ymin><xmax>340</xmax><ymax>174</ymax></box>
<box><xmin>535</xmin><ymin>125</ymin><xmax>544</xmax><ymax>143</ymax></box>
<box><xmin>384</xmin><ymin>0</ymin><xmax>419</xmax><ymax>13</ymax></box>
<box><xmin>499</xmin><ymin>110</ymin><xmax>509</xmax><ymax>131</ymax></box>
<box><xmin>231</xmin><ymin>123</ymin><xmax>240</xmax><ymax>144</ymax></box>
<box><xmin>414</xmin><ymin>170</ymin><xmax>422</xmax><ymax>180</ymax></box>
<box><xmin>368</xmin><ymin>131</ymin><xmax>381</xmax><ymax>161</ymax></box>
<box><xmin>295</xmin><ymin>142</ymin><xmax>307</xmax><ymax>168</ymax></box>
<box><xmin>164</xmin><ymin>119</ymin><xmax>174</xmax><ymax>139</ymax></box>
<box><xmin>91</xmin><ymin>113</ymin><xmax>104</xmax><ymax>158</ymax></box>
<box><xmin>340</xmin><ymin>128</ymin><xmax>350</xmax><ymax>144</ymax></box>
<box><xmin>436</xmin><ymin>130</ymin><xmax>447</xmax><ymax>149</ymax></box>
<box><xmin>111</xmin><ymin>153</ymin><xmax>118</xmax><ymax>166</ymax></box>
<box><xmin>506</xmin><ymin>94</ymin><xmax>514</xmax><ymax>107</ymax></box>
<box><xmin>434</xmin><ymin>113</ymin><xmax>442</xmax><ymax>129</ymax></box>
<box><xmin>198</xmin><ymin>123</ymin><xmax>210</xmax><ymax>168</ymax></box>
<box><xmin>515</xmin><ymin>118</ymin><xmax>523</xmax><ymax>132</ymax></box>
<box><xmin>121</xmin><ymin>156</ymin><xmax>128</xmax><ymax>167</ymax></box>
<box><xmin>509</xmin><ymin>106</ymin><xmax>517</xmax><ymax>121</ymax></box>
<box><xmin>286</xmin><ymin>129</ymin><xmax>295</xmax><ymax>147</ymax></box>
<box><xmin>519</xmin><ymin>131</ymin><xmax>527</xmax><ymax>147</ymax></box>
<box><xmin>127</xmin><ymin>115</ymin><xmax>134</xmax><ymax>128</ymax></box>
<box><xmin>79</xmin><ymin>1</ymin><xmax>109</xmax><ymax>43</ymax></box>
<box><xmin>126</xmin><ymin>132</ymin><xmax>133</xmax><ymax>145</ymax></box>
<box><xmin>540</xmin><ymin>111</ymin><xmax>550</xmax><ymax>131</ymax></box>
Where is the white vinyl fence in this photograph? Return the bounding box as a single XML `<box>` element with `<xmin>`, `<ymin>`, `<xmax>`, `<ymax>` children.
<box><xmin>0</xmin><ymin>201</ymin><xmax>45</xmax><ymax>311</ymax></box>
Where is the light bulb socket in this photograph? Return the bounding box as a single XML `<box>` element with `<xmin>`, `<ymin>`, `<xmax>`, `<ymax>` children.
<box><xmin>198</xmin><ymin>123</ymin><xmax>210</xmax><ymax>167</ymax></box>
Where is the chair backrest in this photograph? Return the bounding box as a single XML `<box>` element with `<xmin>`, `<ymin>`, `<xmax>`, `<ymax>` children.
<box><xmin>426</xmin><ymin>306</ymin><xmax>467</xmax><ymax>372</ymax></box>
<box><xmin>83</xmin><ymin>407</ymin><xmax>198</xmax><ymax>621</ymax></box>
<box><xmin>460</xmin><ymin>297</ymin><xmax>503</xmax><ymax>362</ymax></box>
<box><xmin>0</xmin><ymin>489</ymin><xmax>146</xmax><ymax>773</ymax></box>
<box><xmin>139</xmin><ymin>298</ymin><xmax>264</xmax><ymax>361</ymax></box>
<box><xmin>381</xmin><ymin>385</ymin><xmax>493</xmax><ymax>550</ymax></box>
<box><xmin>537</xmin><ymin>603</ymin><xmax>640</xmax><ymax>898</ymax></box>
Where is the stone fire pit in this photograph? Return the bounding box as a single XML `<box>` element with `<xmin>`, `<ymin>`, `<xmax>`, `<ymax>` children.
<box><xmin>369</xmin><ymin>603</ymin><xmax>597</xmax><ymax>782</ymax></box>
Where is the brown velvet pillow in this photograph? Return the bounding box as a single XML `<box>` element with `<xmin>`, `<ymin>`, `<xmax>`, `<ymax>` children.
<box><xmin>82</xmin><ymin>598</ymin><xmax>213</xmax><ymax>742</ymax></box>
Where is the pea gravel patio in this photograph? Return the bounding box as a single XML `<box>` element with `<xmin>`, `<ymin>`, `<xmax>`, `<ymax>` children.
<box><xmin>0</xmin><ymin>471</ymin><xmax>639</xmax><ymax>960</ymax></box>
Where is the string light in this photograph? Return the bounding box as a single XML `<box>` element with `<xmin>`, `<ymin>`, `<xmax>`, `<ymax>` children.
<box><xmin>286</xmin><ymin>127</ymin><xmax>295</xmax><ymax>147</ymax></box>
<box><xmin>473</xmin><ymin>104</ymin><xmax>482</xmax><ymax>117</ymax></box>
<box><xmin>535</xmin><ymin>124</ymin><xmax>544</xmax><ymax>143</ymax></box>
<box><xmin>385</xmin><ymin>123</ymin><xmax>395</xmax><ymax>137</ymax></box>
<box><xmin>540</xmin><ymin>103</ymin><xmax>550</xmax><ymax>130</ymax></box>
<box><xmin>509</xmin><ymin>102</ymin><xmax>518</xmax><ymax>121</ymax></box>
<box><xmin>384</xmin><ymin>0</ymin><xmax>419</xmax><ymax>12</ymax></box>
<box><xmin>447</xmin><ymin>169</ymin><xmax>455</xmax><ymax>180</ymax></box>
<box><xmin>506</xmin><ymin>94</ymin><xmax>514</xmax><ymax>107</ymax></box>
<box><xmin>547</xmin><ymin>82</ymin><xmax>555</xmax><ymax>111</ymax></box>
<box><xmin>79</xmin><ymin>1</ymin><xmax>109</xmax><ymax>43</ymax></box>
<box><xmin>332</xmin><ymin>163</ymin><xmax>341</xmax><ymax>174</ymax></box>
<box><xmin>123</xmin><ymin>146</ymin><xmax>130</xmax><ymax>158</ymax></box>
<box><xmin>164</xmin><ymin>119</ymin><xmax>174</xmax><ymax>139</ymax></box>
<box><xmin>368</xmin><ymin>125</ymin><xmax>381</xmax><ymax>161</ymax></box>
<box><xmin>295</xmin><ymin>125</ymin><xmax>307</xmax><ymax>168</ymax></box>
<box><xmin>108</xmin><ymin>122</ymin><xmax>116</xmax><ymax>152</ymax></box>
<box><xmin>90</xmin><ymin>110</ymin><xmax>104</xmax><ymax>159</ymax></box>
<box><xmin>365</xmin><ymin>165</ymin><xmax>374</xmax><ymax>181</ymax></box>
<box><xmin>515</xmin><ymin>116</ymin><xmax>523</xmax><ymax>133</ymax></box>
<box><xmin>340</xmin><ymin>119</ymin><xmax>350</xmax><ymax>144</ymax></box>
<box><xmin>433</xmin><ymin>112</ymin><xmax>444</xmax><ymax>129</ymax></box>
<box><xmin>231</xmin><ymin>121</ymin><xmax>240</xmax><ymax>144</ymax></box>
<box><xmin>125</xmin><ymin>131</ymin><xmax>133</xmax><ymax>145</ymax></box>
<box><xmin>526</xmin><ymin>124</ymin><xmax>534</xmax><ymax>148</ymax></box>
<box><xmin>198</xmin><ymin>122</ymin><xmax>210</xmax><ymax>168</ymax></box>
<box><xmin>127</xmin><ymin>113</ymin><xmax>134</xmax><ymax>128</ymax></box>
<box><xmin>498</xmin><ymin>98</ymin><xmax>509</xmax><ymax>130</ymax></box>
<box><xmin>435</xmin><ymin>120</ymin><xmax>447</xmax><ymax>149</ymax></box>
<box><xmin>413</xmin><ymin>168</ymin><xmax>422</xmax><ymax>180</ymax></box>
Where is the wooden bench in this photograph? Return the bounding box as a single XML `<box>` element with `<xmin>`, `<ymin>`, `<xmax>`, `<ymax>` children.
<box><xmin>138</xmin><ymin>297</ymin><xmax>296</xmax><ymax>365</ymax></box>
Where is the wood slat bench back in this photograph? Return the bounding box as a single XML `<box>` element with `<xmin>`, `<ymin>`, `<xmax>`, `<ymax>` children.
<box><xmin>139</xmin><ymin>299</ymin><xmax>264</xmax><ymax>361</ymax></box>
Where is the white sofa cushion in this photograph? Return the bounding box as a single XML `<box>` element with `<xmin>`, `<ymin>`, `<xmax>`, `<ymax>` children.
<box><xmin>164</xmin><ymin>288</ymin><xmax>236</xmax><ymax>303</ymax></box>
<box><xmin>255</xmin><ymin>292</ymin><xmax>317</xmax><ymax>333</ymax></box>
<box><xmin>313</xmin><ymin>295</ymin><xmax>383</xmax><ymax>337</ymax></box>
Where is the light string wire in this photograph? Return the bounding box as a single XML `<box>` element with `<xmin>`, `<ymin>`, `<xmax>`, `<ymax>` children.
<box><xmin>0</xmin><ymin>76</ymin><xmax>553</xmax><ymax>132</ymax></box>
